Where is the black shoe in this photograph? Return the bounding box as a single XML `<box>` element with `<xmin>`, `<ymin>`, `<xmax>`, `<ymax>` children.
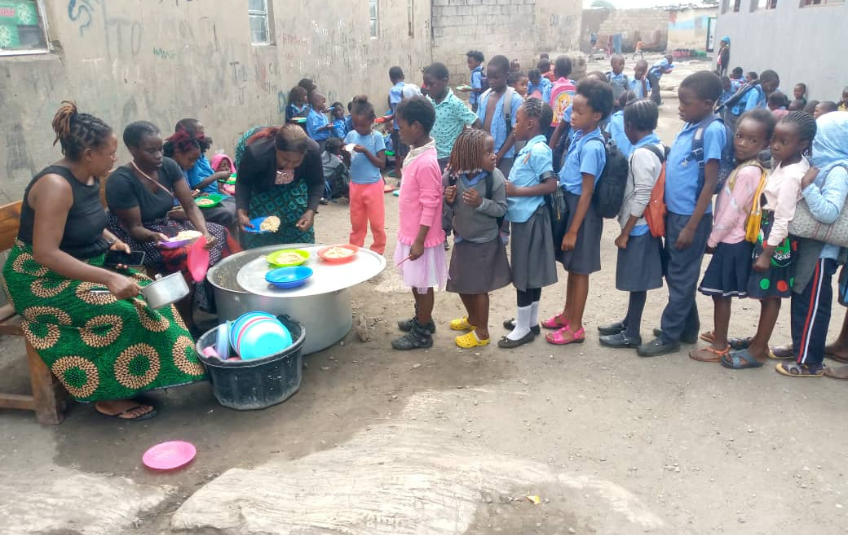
<box><xmin>398</xmin><ymin>317</ymin><xmax>436</xmax><ymax>333</ymax></box>
<box><xmin>598</xmin><ymin>321</ymin><xmax>626</xmax><ymax>336</ymax></box>
<box><xmin>599</xmin><ymin>331</ymin><xmax>642</xmax><ymax>348</ymax></box>
<box><xmin>652</xmin><ymin>328</ymin><xmax>698</xmax><ymax>345</ymax></box>
<box><xmin>498</xmin><ymin>331</ymin><xmax>535</xmax><ymax>349</ymax></box>
<box><xmin>392</xmin><ymin>319</ymin><xmax>434</xmax><ymax>350</ymax></box>
<box><xmin>502</xmin><ymin>318</ymin><xmax>541</xmax><ymax>335</ymax></box>
<box><xmin>637</xmin><ymin>337</ymin><xmax>681</xmax><ymax>357</ymax></box>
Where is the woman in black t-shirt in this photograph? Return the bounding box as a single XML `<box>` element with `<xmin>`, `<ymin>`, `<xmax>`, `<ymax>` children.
<box><xmin>2</xmin><ymin>103</ymin><xmax>206</xmax><ymax>421</ymax></box>
<box><xmin>106</xmin><ymin>121</ymin><xmax>238</xmax><ymax>316</ymax></box>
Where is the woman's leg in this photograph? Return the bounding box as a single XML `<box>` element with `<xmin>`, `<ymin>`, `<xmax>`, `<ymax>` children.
<box><xmin>567</xmin><ymin>272</ymin><xmax>590</xmax><ymax>332</ymax></box>
<box><xmin>349</xmin><ymin>184</ymin><xmax>367</xmax><ymax>247</ymax></box>
<box><xmin>562</xmin><ymin>274</ymin><xmax>574</xmax><ymax>319</ymax></box>
<box><xmin>95</xmin><ymin>400</ymin><xmax>156</xmax><ymax>419</ymax></box>
<box><xmin>747</xmin><ymin>298</ymin><xmax>781</xmax><ymax>362</ymax></box>
<box><xmin>712</xmin><ymin>296</ymin><xmax>732</xmax><ymax>349</ymax></box>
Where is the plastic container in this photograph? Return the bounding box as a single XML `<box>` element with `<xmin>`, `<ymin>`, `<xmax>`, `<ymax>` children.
<box><xmin>233</xmin><ymin>319</ymin><xmax>292</xmax><ymax>360</ymax></box>
<box><xmin>196</xmin><ymin>315</ymin><xmax>305</xmax><ymax>410</ymax></box>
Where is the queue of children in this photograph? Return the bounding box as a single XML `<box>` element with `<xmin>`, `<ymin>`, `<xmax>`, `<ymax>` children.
<box><xmin>279</xmin><ymin>53</ymin><xmax>848</xmax><ymax>384</ymax></box>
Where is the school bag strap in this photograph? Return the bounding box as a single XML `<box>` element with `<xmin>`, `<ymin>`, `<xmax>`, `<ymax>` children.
<box><xmin>480</xmin><ymin>88</ymin><xmax>516</xmax><ymax>135</ymax></box>
<box><xmin>638</xmin><ymin>144</ymin><xmax>668</xmax><ymax>238</ymax></box>
<box><xmin>687</xmin><ymin>114</ymin><xmax>735</xmax><ymax>195</ymax></box>
<box><xmin>483</xmin><ymin>171</ymin><xmax>506</xmax><ymax>230</ymax></box>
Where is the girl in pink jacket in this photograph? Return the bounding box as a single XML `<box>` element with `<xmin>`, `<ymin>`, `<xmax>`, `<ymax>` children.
<box><xmin>392</xmin><ymin>97</ymin><xmax>448</xmax><ymax>350</ymax></box>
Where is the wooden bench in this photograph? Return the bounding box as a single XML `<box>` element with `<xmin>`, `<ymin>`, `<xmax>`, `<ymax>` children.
<box><xmin>0</xmin><ymin>201</ymin><xmax>68</xmax><ymax>424</ymax></box>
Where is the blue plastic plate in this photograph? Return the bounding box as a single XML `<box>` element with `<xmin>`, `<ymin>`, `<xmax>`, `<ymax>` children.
<box><xmin>265</xmin><ymin>266</ymin><xmax>313</xmax><ymax>289</ymax></box>
<box><xmin>243</xmin><ymin>217</ymin><xmax>272</xmax><ymax>234</ymax></box>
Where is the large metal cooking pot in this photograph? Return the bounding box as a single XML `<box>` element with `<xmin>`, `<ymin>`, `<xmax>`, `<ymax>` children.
<box><xmin>141</xmin><ymin>272</ymin><xmax>190</xmax><ymax>309</ymax></box>
<box><xmin>207</xmin><ymin>244</ymin><xmax>385</xmax><ymax>355</ymax></box>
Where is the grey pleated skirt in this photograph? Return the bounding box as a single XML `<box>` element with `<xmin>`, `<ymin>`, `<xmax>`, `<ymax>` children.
<box><xmin>447</xmin><ymin>237</ymin><xmax>512</xmax><ymax>294</ymax></box>
<box><xmin>616</xmin><ymin>232</ymin><xmax>664</xmax><ymax>292</ymax></box>
<box><xmin>510</xmin><ymin>205</ymin><xmax>558</xmax><ymax>291</ymax></box>
<box><xmin>556</xmin><ymin>191</ymin><xmax>603</xmax><ymax>275</ymax></box>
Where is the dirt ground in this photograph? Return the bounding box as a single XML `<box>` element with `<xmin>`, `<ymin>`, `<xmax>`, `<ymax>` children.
<box><xmin>2</xmin><ymin>59</ymin><xmax>847</xmax><ymax>534</ymax></box>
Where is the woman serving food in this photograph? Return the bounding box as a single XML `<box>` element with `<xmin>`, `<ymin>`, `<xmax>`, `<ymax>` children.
<box><xmin>234</xmin><ymin>125</ymin><xmax>324</xmax><ymax>248</ymax></box>
<box><xmin>3</xmin><ymin>103</ymin><xmax>206</xmax><ymax>421</ymax></box>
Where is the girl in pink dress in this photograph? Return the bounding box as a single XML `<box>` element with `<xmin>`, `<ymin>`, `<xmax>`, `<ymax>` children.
<box><xmin>392</xmin><ymin>97</ymin><xmax>448</xmax><ymax>350</ymax></box>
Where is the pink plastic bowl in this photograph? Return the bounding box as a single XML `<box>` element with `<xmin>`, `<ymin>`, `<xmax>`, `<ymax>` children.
<box><xmin>142</xmin><ymin>440</ymin><xmax>197</xmax><ymax>471</ymax></box>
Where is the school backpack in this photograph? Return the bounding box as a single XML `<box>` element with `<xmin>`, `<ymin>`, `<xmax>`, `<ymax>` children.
<box><xmin>480</xmin><ymin>87</ymin><xmax>516</xmax><ymax>135</ymax></box>
<box><xmin>606</xmin><ymin>72</ymin><xmax>630</xmax><ymax>101</ymax></box>
<box><xmin>687</xmin><ymin>115</ymin><xmax>735</xmax><ymax>195</ymax></box>
<box><xmin>590</xmin><ymin>136</ymin><xmax>630</xmax><ymax>219</ymax></box>
<box><xmin>641</xmin><ymin>144</ymin><xmax>670</xmax><ymax>238</ymax></box>
<box><xmin>718</xmin><ymin>81</ymin><xmax>761</xmax><ymax>113</ymax></box>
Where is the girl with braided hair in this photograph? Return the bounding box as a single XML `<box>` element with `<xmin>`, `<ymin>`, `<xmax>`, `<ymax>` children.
<box><xmin>499</xmin><ymin>98</ymin><xmax>559</xmax><ymax>349</ymax></box>
<box><xmin>2</xmin><ymin>102</ymin><xmax>206</xmax><ymax>420</ymax></box>
<box><xmin>725</xmin><ymin>111</ymin><xmax>816</xmax><ymax>370</ymax></box>
<box><xmin>442</xmin><ymin>129</ymin><xmax>510</xmax><ymax>348</ymax></box>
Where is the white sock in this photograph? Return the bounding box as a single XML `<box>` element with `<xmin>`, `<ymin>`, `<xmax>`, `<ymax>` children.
<box><xmin>529</xmin><ymin>301</ymin><xmax>540</xmax><ymax>326</ymax></box>
<box><xmin>507</xmin><ymin>305</ymin><xmax>532</xmax><ymax>341</ymax></box>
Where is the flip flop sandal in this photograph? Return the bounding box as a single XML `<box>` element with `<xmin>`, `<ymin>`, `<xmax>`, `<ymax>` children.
<box><xmin>775</xmin><ymin>362</ymin><xmax>824</xmax><ymax>377</ymax></box>
<box><xmin>449</xmin><ymin>317</ymin><xmax>475</xmax><ymax>331</ymax></box>
<box><xmin>689</xmin><ymin>345</ymin><xmax>730</xmax><ymax>363</ymax></box>
<box><xmin>699</xmin><ymin>331</ymin><xmax>716</xmax><ymax>344</ymax></box>
<box><xmin>96</xmin><ymin>403</ymin><xmax>158</xmax><ymax>421</ymax></box>
<box><xmin>720</xmin><ymin>349</ymin><xmax>764</xmax><ymax>370</ymax></box>
<box><xmin>502</xmin><ymin>318</ymin><xmax>541</xmax><ymax>335</ymax></box>
<box><xmin>498</xmin><ymin>331</ymin><xmax>535</xmax><ymax>349</ymax></box>
<box><xmin>728</xmin><ymin>337</ymin><xmax>753</xmax><ymax>350</ymax></box>
<box><xmin>545</xmin><ymin>326</ymin><xmax>586</xmax><ymax>345</ymax></box>
<box><xmin>455</xmin><ymin>331</ymin><xmax>490</xmax><ymax>349</ymax></box>
<box><xmin>541</xmin><ymin>313</ymin><xmax>569</xmax><ymax>330</ymax></box>
<box><xmin>768</xmin><ymin>344</ymin><xmax>795</xmax><ymax>360</ymax></box>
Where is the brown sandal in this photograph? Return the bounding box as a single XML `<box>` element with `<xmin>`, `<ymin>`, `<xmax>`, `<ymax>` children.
<box><xmin>689</xmin><ymin>345</ymin><xmax>730</xmax><ymax>363</ymax></box>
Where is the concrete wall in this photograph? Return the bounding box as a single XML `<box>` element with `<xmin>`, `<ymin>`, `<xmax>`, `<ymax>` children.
<box><xmin>667</xmin><ymin>7</ymin><xmax>716</xmax><ymax>51</ymax></box>
<box><xmin>717</xmin><ymin>1</ymin><xmax>846</xmax><ymax>101</ymax></box>
<box><xmin>430</xmin><ymin>0</ymin><xmax>581</xmax><ymax>82</ymax></box>
<box><xmin>0</xmin><ymin>0</ymin><xmax>432</xmax><ymax>203</ymax></box>
<box><xmin>579</xmin><ymin>8</ymin><xmax>668</xmax><ymax>53</ymax></box>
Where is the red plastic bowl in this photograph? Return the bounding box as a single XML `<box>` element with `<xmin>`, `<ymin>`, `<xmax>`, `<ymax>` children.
<box><xmin>317</xmin><ymin>244</ymin><xmax>359</xmax><ymax>264</ymax></box>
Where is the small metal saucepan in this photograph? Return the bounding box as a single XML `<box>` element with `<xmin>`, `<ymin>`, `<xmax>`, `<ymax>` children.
<box><xmin>140</xmin><ymin>272</ymin><xmax>190</xmax><ymax>309</ymax></box>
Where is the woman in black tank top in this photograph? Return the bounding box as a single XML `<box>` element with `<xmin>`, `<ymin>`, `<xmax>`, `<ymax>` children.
<box><xmin>2</xmin><ymin>103</ymin><xmax>207</xmax><ymax>421</ymax></box>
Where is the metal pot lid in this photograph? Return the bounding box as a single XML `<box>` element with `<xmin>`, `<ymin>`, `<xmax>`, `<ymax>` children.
<box><xmin>236</xmin><ymin>244</ymin><xmax>386</xmax><ymax>298</ymax></box>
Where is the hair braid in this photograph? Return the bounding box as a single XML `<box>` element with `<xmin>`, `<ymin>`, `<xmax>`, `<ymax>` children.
<box><xmin>448</xmin><ymin>128</ymin><xmax>491</xmax><ymax>176</ymax></box>
<box><xmin>521</xmin><ymin>98</ymin><xmax>554</xmax><ymax>129</ymax></box>
<box><xmin>623</xmin><ymin>99</ymin><xmax>658</xmax><ymax>132</ymax></box>
<box><xmin>51</xmin><ymin>101</ymin><xmax>113</xmax><ymax>161</ymax></box>
<box><xmin>779</xmin><ymin>111</ymin><xmax>817</xmax><ymax>157</ymax></box>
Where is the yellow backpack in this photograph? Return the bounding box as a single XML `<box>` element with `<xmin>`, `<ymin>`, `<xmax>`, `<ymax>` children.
<box><xmin>735</xmin><ymin>161</ymin><xmax>769</xmax><ymax>244</ymax></box>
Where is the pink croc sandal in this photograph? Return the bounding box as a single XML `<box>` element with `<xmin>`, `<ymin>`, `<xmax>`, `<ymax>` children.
<box><xmin>541</xmin><ymin>313</ymin><xmax>569</xmax><ymax>330</ymax></box>
<box><xmin>545</xmin><ymin>326</ymin><xmax>586</xmax><ymax>345</ymax></box>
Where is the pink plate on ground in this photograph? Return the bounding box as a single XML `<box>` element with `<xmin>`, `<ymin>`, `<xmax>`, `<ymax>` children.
<box><xmin>142</xmin><ymin>440</ymin><xmax>197</xmax><ymax>471</ymax></box>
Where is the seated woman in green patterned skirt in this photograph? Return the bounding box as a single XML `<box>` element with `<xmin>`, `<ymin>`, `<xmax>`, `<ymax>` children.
<box><xmin>2</xmin><ymin>102</ymin><xmax>207</xmax><ymax>421</ymax></box>
<box><xmin>234</xmin><ymin>125</ymin><xmax>324</xmax><ymax>248</ymax></box>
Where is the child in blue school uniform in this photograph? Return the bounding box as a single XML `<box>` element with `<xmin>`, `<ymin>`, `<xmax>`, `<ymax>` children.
<box><xmin>605</xmin><ymin>90</ymin><xmax>637</xmax><ymax>158</ymax></box>
<box><xmin>599</xmin><ymin>99</ymin><xmax>666</xmax><ymax>349</ymax></box>
<box><xmin>528</xmin><ymin>68</ymin><xmax>552</xmax><ymax>104</ymax></box>
<box><xmin>306</xmin><ymin>91</ymin><xmax>334</xmax><ymax>151</ymax></box>
<box><xmin>462</xmin><ymin>50</ymin><xmax>485</xmax><ymax>113</ymax></box>
<box><xmin>477</xmin><ymin>55</ymin><xmax>524</xmax><ymax>178</ymax></box>
<box><xmin>285</xmin><ymin>86</ymin><xmax>309</xmax><ymax>124</ymax></box>
<box><xmin>499</xmin><ymin>98</ymin><xmax>559</xmax><ymax>348</ymax></box>
<box><xmin>638</xmin><ymin>71</ymin><xmax>729</xmax><ymax>357</ymax></box>
<box><xmin>331</xmin><ymin>102</ymin><xmax>348</xmax><ymax>139</ymax></box>
<box><xmin>630</xmin><ymin>60</ymin><xmax>651</xmax><ymax>100</ymax></box>
<box><xmin>544</xmin><ymin>78</ymin><xmax>613</xmax><ymax>346</ymax></box>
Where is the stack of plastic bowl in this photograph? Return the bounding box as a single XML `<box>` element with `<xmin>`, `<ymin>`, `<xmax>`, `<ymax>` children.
<box><xmin>229</xmin><ymin>312</ymin><xmax>293</xmax><ymax>360</ymax></box>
